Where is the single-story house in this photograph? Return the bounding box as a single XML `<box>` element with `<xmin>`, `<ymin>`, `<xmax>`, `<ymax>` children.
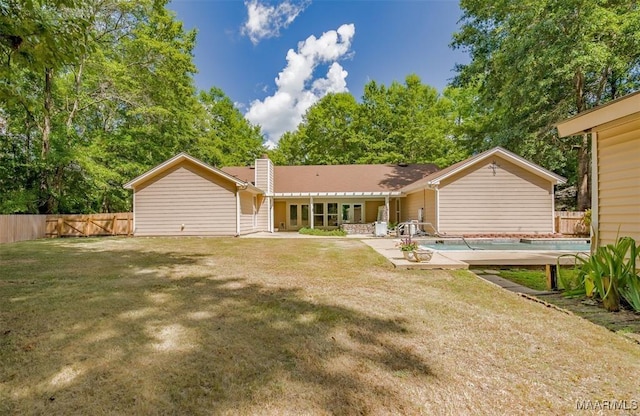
<box><xmin>556</xmin><ymin>91</ymin><xmax>640</xmax><ymax>246</ymax></box>
<box><xmin>124</xmin><ymin>147</ymin><xmax>566</xmax><ymax>236</ymax></box>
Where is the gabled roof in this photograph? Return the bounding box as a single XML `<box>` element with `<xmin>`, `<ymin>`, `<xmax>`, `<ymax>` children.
<box><xmin>556</xmin><ymin>91</ymin><xmax>640</xmax><ymax>137</ymax></box>
<box><xmin>123</xmin><ymin>153</ymin><xmax>262</xmax><ymax>193</ymax></box>
<box><xmin>222</xmin><ymin>163</ymin><xmax>439</xmax><ymax>196</ymax></box>
<box><xmin>401</xmin><ymin>146</ymin><xmax>566</xmax><ymax>193</ymax></box>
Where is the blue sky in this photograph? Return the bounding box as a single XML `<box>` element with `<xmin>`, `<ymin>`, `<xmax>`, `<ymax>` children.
<box><xmin>168</xmin><ymin>0</ymin><xmax>469</xmax><ymax>145</ymax></box>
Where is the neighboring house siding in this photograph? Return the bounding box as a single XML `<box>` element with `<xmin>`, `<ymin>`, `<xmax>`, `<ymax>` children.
<box><xmin>438</xmin><ymin>156</ymin><xmax>553</xmax><ymax>234</ymax></box>
<box><xmin>596</xmin><ymin>116</ymin><xmax>640</xmax><ymax>245</ymax></box>
<box><xmin>134</xmin><ymin>164</ymin><xmax>236</xmax><ymax>236</ymax></box>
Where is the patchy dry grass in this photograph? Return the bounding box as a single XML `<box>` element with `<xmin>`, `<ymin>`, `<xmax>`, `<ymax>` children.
<box><xmin>1</xmin><ymin>237</ymin><xmax>639</xmax><ymax>415</ymax></box>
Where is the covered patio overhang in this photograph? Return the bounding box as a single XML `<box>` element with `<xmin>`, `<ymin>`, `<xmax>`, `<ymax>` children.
<box><xmin>273</xmin><ymin>191</ymin><xmax>404</xmax><ymax>230</ymax></box>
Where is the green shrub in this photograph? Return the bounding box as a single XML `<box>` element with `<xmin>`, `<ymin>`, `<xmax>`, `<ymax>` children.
<box><xmin>298</xmin><ymin>227</ymin><xmax>347</xmax><ymax>237</ymax></box>
<box><xmin>559</xmin><ymin>236</ymin><xmax>640</xmax><ymax>312</ymax></box>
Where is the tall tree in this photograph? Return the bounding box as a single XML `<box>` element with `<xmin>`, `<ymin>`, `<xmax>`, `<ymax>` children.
<box><xmin>297</xmin><ymin>92</ymin><xmax>363</xmax><ymax>164</ymax></box>
<box><xmin>359</xmin><ymin>75</ymin><xmax>467</xmax><ymax>167</ymax></box>
<box><xmin>195</xmin><ymin>87</ymin><xmax>265</xmax><ymax>167</ymax></box>
<box><xmin>0</xmin><ymin>0</ymin><xmax>205</xmax><ymax>213</ymax></box>
<box><xmin>452</xmin><ymin>0</ymin><xmax>640</xmax><ymax>209</ymax></box>
<box><xmin>272</xmin><ymin>76</ymin><xmax>468</xmax><ymax>167</ymax></box>
<box><xmin>1</xmin><ymin>0</ymin><xmax>94</xmax><ymax>212</ymax></box>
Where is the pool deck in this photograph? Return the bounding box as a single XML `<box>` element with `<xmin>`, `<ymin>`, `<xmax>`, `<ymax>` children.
<box><xmin>361</xmin><ymin>238</ymin><xmax>588</xmax><ymax>270</ymax></box>
<box><xmin>243</xmin><ymin>232</ymin><xmax>589</xmax><ymax>270</ymax></box>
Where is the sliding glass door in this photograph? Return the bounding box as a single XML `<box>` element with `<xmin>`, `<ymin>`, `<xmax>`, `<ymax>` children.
<box><xmin>341</xmin><ymin>203</ymin><xmax>363</xmax><ymax>223</ymax></box>
<box><xmin>288</xmin><ymin>204</ymin><xmax>309</xmax><ymax>230</ymax></box>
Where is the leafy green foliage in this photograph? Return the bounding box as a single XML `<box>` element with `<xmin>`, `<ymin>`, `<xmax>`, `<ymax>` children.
<box><xmin>452</xmin><ymin>0</ymin><xmax>640</xmax><ymax>208</ymax></box>
<box><xmin>559</xmin><ymin>237</ymin><xmax>640</xmax><ymax>312</ymax></box>
<box><xmin>0</xmin><ymin>0</ymin><xmax>266</xmax><ymax>214</ymax></box>
<box><xmin>298</xmin><ymin>227</ymin><xmax>347</xmax><ymax>237</ymax></box>
<box><xmin>271</xmin><ymin>76</ymin><xmax>469</xmax><ymax>167</ymax></box>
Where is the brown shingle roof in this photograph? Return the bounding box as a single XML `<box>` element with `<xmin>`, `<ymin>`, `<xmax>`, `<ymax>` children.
<box><xmin>222</xmin><ymin>163</ymin><xmax>439</xmax><ymax>194</ymax></box>
<box><xmin>401</xmin><ymin>146</ymin><xmax>566</xmax><ymax>193</ymax></box>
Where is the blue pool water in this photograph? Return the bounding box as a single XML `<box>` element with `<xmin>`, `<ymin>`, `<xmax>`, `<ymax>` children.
<box><xmin>420</xmin><ymin>240</ymin><xmax>591</xmax><ymax>251</ymax></box>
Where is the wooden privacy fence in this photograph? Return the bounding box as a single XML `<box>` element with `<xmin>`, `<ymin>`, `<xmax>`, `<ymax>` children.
<box><xmin>555</xmin><ymin>211</ymin><xmax>588</xmax><ymax>235</ymax></box>
<box><xmin>45</xmin><ymin>213</ymin><xmax>133</xmax><ymax>238</ymax></box>
<box><xmin>0</xmin><ymin>215</ymin><xmax>46</xmax><ymax>243</ymax></box>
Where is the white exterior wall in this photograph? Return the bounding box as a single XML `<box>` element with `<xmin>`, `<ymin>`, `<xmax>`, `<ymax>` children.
<box><xmin>438</xmin><ymin>156</ymin><xmax>555</xmax><ymax>234</ymax></box>
<box><xmin>134</xmin><ymin>164</ymin><xmax>236</xmax><ymax>236</ymax></box>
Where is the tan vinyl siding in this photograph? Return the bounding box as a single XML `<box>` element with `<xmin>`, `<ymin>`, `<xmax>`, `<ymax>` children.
<box><xmin>403</xmin><ymin>192</ymin><xmax>424</xmax><ymax>223</ymax></box>
<box><xmin>256</xmin><ymin>195</ymin><xmax>269</xmax><ymax>231</ymax></box>
<box><xmin>242</xmin><ymin>194</ymin><xmax>268</xmax><ymax>233</ymax></box>
<box><xmin>438</xmin><ymin>156</ymin><xmax>554</xmax><ymax>234</ymax></box>
<box><xmin>274</xmin><ymin>201</ymin><xmax>286</xmax><ymax>230</ymax></box>
<box><xmin>134</xmin><ymin>164</ymin><xmax>236</xmax><ymax>236</ymax></box>
<box><xmin>596</xmin><ymin>116</ymin><xmax>640</xmax><ymax>245</ymax></box>
<box><xmin>423</xmin><ymin>189</ymin><xmax>436</xmax><ymax>226</ymax></box>
<box><xmin>238</xmin><ymin>192</ymin><xmax>256</xmax><ymax>235</ymax></box>
<box><xmin>255</xmin><ymin>158</ymin><xmax>274</xmax><ymax>194</ymax></box>
<box><xmin>365</xmin><ymin>201</ymin><xmax>384</xmax><ymax>223</ymax></box>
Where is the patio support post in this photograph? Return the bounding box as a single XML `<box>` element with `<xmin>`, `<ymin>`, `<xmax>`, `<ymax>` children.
<box><xmin>384</xmin><ymin>196</ymin><xmax>389</xmax><ymax>222</ymax></box>
<box><xmin>269</xmin><ymin>197</ymin><xmax>274</xmax><ymax>233</ymax></box>
<box><xmin>309</xmin><ymin>196</ymin><xmax>314</xmax><ymax>229</ymax></box>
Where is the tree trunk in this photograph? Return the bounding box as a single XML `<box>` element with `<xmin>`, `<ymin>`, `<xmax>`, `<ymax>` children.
<box><xmin>576</xmin><ymin>133</ymin><xmax>590</xmax><ymax>211</ymax></box>
<box><xmin>66</xmin><ymin>58</ymin><xmax>84</xmax><ymax>129</ymax></box>
<box><xmin>42</xmin><ymin>67</ymin><xmax>53</xmax><ymax>157</ymax></box>
<box><xmin>39</xmin><ymin>67</ymin><xmax>55</xmax><ymax>214</ymax></box>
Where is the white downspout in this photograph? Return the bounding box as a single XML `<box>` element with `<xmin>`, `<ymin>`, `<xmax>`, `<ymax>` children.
<box><xmin>434</xmin><ymin>186</ymin><xmax>440</xmax><ymax>233</ymax></box>
<box><xmin>131</xmin><ymin>191</ymin><xmax>136</xmax><ymax>235</ymax></box>
<box><xmin>591</xmin><ymin>131</ymin><xmax>598</xmax><ymax>248</ymax></box>
<box><xmin>235</xmin><ymin>190</ymin><xmax>241</xmax><ymax>236</ymax></box>
<box><xmin>551</xmin><ymin>182</ymin><xmax>556</xmax><ymax>233</ymax></box>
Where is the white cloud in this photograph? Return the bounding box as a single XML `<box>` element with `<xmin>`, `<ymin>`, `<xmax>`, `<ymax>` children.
<box><xmin>242</xmin><ymin>0</ymin><xmax>310</xmax><ymax>45</ymax></box>
<box><xmin>246</xmin><ymin>23</ymin><xmax>355</xmax><ymax>143</ymax></box>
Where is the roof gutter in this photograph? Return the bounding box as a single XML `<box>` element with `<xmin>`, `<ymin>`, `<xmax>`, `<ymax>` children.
<box><xmin>273</xmin><ymin>191</ymin><xmax>403</xmax><ymax>197</ymax></box>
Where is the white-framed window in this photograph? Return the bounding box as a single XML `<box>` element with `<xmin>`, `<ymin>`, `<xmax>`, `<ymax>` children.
<box><xmin>313</xmin><ymin>203</ymin><xmax>324</xmax><ymax>226</ymax></box>
<box><xmin>327</xmin><ymin>203</ymin><xmax>338</xmax><ymax>226</ymax></box>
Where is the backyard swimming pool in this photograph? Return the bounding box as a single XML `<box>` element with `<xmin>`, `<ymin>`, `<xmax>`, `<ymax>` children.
<box><xmin>419</xmin><ymin>239</ymin><xmax>591</xmax><ymax>252</ymax></box>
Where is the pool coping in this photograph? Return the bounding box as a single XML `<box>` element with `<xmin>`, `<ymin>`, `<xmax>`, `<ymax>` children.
<box><xmin>362</xmin><ymin>238</ymin><xmax>590</xmax><ymax>270</ymax></box>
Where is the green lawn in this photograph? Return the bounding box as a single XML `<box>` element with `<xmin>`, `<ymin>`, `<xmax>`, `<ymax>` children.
<box><xmin>498</xmin><ymin>267</ymin><xmax>580</xmax><ymax>291</ymax></box>
<box><xmin>498</xmin><ymin>268</ymin><xmax>549</xmax><ymax>291</ymax></box>
<box><xmin>1</xmin><ymin>237</ymin><xmax>639</xmax><ymax>414</ymax></box>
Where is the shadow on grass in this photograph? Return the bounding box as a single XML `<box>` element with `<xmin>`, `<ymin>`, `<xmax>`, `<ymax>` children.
<box><xmin>0</xmin><ymin>239</ymin><xmax>434</xmax><ymax>414</ymax></box>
